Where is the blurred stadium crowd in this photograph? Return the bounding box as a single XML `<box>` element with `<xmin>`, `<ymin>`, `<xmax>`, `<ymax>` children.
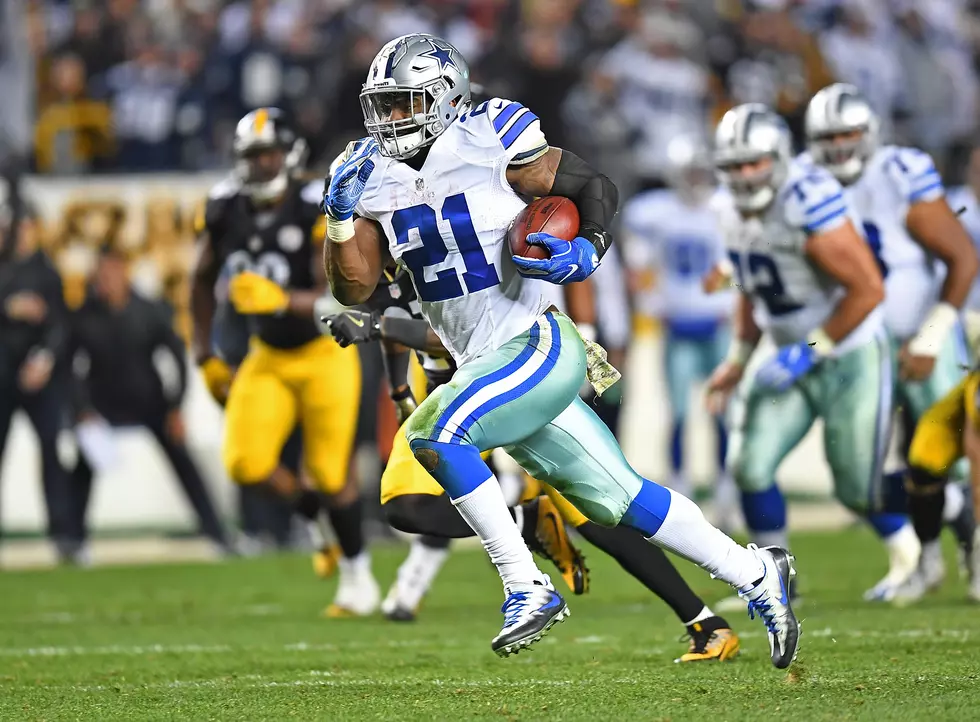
<box><xmin>2</xmin><ymin>0</ymin><xmax>980</xmax><ymax>558</ymax></box>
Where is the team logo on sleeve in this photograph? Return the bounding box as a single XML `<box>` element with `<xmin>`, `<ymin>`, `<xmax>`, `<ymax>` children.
<box><xmin>277</xmin><ymin>225</ymin><xmax>304</xmax><ymax>252</ymax></box>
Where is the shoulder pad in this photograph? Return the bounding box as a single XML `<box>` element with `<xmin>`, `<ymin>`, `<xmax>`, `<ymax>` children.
<box><xmin>782</xmin><ymin>162</ymin><xmax>848</xmax><ymax>235</ymax></box>
<box><xmin>885</xmin><ymin>146</ymin><xmax>944</xmax><ymax>204</ymax></box>
<box><xmin>480</xmin><ymin>98</ymin><xmax>549</xmax><ymax>165</ymax></box>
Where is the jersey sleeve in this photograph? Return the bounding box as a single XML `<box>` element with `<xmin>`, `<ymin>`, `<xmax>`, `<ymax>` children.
<box><xmin>197</xmin><ymin>177</ymin><xmax>240</xmax><ymax>237</ymax></box>
<box><xmin>886</xmin><ymin>147</ymin><xmax>945</xmax><ymax>205</ymax></box>
<box><xmin>619</xmin><ymin>191</ymin><xmax>667</xmax><ymax>269</ymax></box>
<box><xmin>782</xmin><ymin>165</ymin><xmax>849</xmax><ymax>236</ymax></box>
<box><xmin>484</xmin><ymin>98</ymin><xmax>549</xmax><ymax>165</ymax></box>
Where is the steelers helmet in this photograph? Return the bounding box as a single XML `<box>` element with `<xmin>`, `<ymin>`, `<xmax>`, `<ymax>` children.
<box><xmin>233</xmin><ymin>108</ymin><xmax>308</xmax><ymax>203</ymax></box>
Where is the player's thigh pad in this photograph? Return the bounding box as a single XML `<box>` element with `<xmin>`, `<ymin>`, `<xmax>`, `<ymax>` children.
<box><xmin>222</xmin><ymin>342</ymin><xmax>299</xmax><ymax>484</ymax></box>
<box><xmin>908</xmin><ymin>374</ymin><xmax>971</xmax><ymax>477</ymax></box>
<box><xmin>726</xmin><ymin>371</ymin><xmax>816</xmax><ymax>494</ymax></box>
<box><xmin>381</xmin><ymin>419</ymin><xmax>446</xmax><ymax>505</ymax></box>
<box><xmin>294</xmin><ymin>336</ymin><xmax>361</xmax><ymax>495</ymax></box>
<box><xmin>816</xmin><ymin>334</ymin><xmax>892</xmax><ymax>512</ymax></box>
<box><xmin>404</xmin><ymin>311</ymin><xmax>585</xmax><ymax>451</ymax></box>
<box><xmin>897</xmin><ymin>331</ymin><xmax>968</xmax><ymax>423</ymax></box>
<box><xmin>505</xmin><ymin>397</ymin><xmax>642</xmax><ymax>527</ymax></box>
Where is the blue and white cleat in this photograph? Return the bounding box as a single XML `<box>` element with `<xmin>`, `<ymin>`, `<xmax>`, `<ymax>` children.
<box><xmin>738</xmin><ymin>545</ymin><xmax>800</xmax><ymax>669</ymax></box>
<box><xmin>491</xmin><ymin>578</ymin><xmax>569</xmax><ymax>657</ymax></box>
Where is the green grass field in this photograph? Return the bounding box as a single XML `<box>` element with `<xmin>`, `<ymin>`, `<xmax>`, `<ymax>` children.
<box><xmin>2</xmin><ymin>527</ymin><xmax>979</xmax><ymax>721</ymax></box>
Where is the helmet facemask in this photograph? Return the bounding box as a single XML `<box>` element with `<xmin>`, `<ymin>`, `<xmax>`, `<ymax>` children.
<box><xmin>360</xmin><ymin>79</ymin><xmax>456</xmax><ymax>159</ymax></box>
<box><xmin>807</xmin><ymin>128</ymin><xmax>871</xmax><ymax>185</ymax></box>
<box><xmin>716</xmin><ymin>153</ymin><xmax>785</xmax><ymax>214</ymax></box>
<box><xmin>236</xmin><ymin>146</ymin><xmax>288</xmax><ymax>204</ymax></box>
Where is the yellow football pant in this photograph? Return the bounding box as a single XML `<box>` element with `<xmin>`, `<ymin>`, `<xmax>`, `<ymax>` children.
<box><xmin>223</xmin><ymin>335</ymin><xmax>361</xmax><ymax>494</ymax></box>
<box><xmin>908</xmin><ymin>372</ymin><xmax>980</xmax><ymax>477</ymax></box>
<box><xmin>380</xmin><ymin>419</ymin><xmax>588</xmax><ymax>528</ymax></box>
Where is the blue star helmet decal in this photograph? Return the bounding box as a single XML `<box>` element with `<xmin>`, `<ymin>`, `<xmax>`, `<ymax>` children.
<box><xmin>420</xmin><ymin>42</ymin><xmax>457</xmax><ymax>72</ymax></box>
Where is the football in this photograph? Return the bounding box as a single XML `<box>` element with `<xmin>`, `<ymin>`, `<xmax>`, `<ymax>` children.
<box><xmin>508</xmin><ymin>196</ymin><xmax>580</xmax><ymax>260</ymax></box>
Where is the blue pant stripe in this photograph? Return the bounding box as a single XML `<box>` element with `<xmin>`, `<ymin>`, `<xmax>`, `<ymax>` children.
<box><xmin>451</xmin><ymin>313</ymin><xmax>562</xmax><ymax>444</ymax></box>
<box><xmin>431</xmin><ymin>320</ymin><xmax>542</xmax><ymax>441</ymax></box>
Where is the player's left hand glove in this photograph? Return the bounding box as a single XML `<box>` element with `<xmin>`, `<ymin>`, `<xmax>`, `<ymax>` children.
<box><xmin>228</xmin><ymin>272</ymin><xmax>289</xmax><ymax>315</ymax></box>
<box><xmin>755</xmin><ymin>342</ymin><xmax>820</xmax><ymax>392</ymax></box>
<box><xmin>512</xmin><ymin>233</ymin><xmax>600</xmax><ymax>285</ymax></box>
<box><xmin>324</xmin><ymin>138</ymin><xmax>377</xmax><ymax>221</ymax></box>
<box><xmin>322</xmin><ymin>309</ymin><xmax>381</xmax><ymax>347</ymax></box>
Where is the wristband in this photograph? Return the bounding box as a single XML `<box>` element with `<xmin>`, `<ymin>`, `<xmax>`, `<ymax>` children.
<box><xmin>908</xmin><ymin>302</ymin><xmax>958</xmax><ymax>358</ymax></box>
<box><xmin>726</xmin><ymin>338</ymin><xmax>755</xmax><ymax>367</ymax></box>
<box><xmin>326</xmin><ymin>216</ymin><xmax>354</xmax><ymax>243</ymax></box>
<box><xmin>806</xmin><ymin>327</ymin><xmax>835</xmax><ymax>356</ymax></box>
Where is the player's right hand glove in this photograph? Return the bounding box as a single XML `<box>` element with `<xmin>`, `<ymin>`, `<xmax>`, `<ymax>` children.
<box><xmin>228</xmin><ymin>272</ymin><xmax>289</xmax><ymax>315</ymax></box>
<box><xmin>199</xmin><ymin>356</ymin><xmax>234</xmax><ymax>405</ymax></box>
<box><xmin>512</xmin><ymin>233</ymin><xmax>600</xmax><ymax>284</ymax></box>
<box><xmin>322</xmin><ymin>309</ymin><xmax>381</xmax><ymax>347</ymax></box>
<box><xmin>392</xmin><ymin>389</ymin><xmax>418</xmax><ymax>426</ymax></box>
<box><xmin>324</xmin><ymin>138</ymin><xmax>378</xmax><ymax>221</ymax></box>
<box><xmin>755</xmin><ymin>342</ymin><xmax>819</xmax><ymax>392</ymax></box>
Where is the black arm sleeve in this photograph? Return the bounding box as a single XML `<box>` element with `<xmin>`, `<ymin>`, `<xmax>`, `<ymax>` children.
<box><xmin>381</xmin><ymin>344</ymin><xmax>413</xmax><ymax>399</ymax></box>
<box><xmin>550</xmin><ymin>150</ymin><xmax>619</xmax><ymax>260</ymax></box>
<box><xmin>380</xmin><ymin>315</ymin><xmax>431</xmax><ymax>351</ymax></box>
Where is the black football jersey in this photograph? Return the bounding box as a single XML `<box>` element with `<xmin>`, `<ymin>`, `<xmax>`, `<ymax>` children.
<box><xmin>200</xmin><ymin>176</ymin><xmax>325</xmax><ymax>349</ymax></box>
<box><xmin>363</xmin><ymin>267</ymin><xmax>455</xmax><ymax>391</ymax></box>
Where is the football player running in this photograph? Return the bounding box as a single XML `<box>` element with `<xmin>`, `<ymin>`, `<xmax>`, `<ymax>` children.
<box><xmin>322</xmin><ymin>33</ymin><xmax>798</xmax><ymax>667</ymax></box>
<box><xmin>191</xmin><ymin>108</ymin><xmax>376</xmax><ymax>616</ymax></box>
<box><xmin>805</xmin><ymin>83</ymin><xmax>979</xmax><ymax>602</ymax></box>
<box><xmin>706</xmin><ymin>104</ymin><xmax>896</xmax><ymax>600</ymax></box>
<box><xmin>325</xmin><ymin>267</ymin><xmax>741</xmax><ymax>663</ymax></box>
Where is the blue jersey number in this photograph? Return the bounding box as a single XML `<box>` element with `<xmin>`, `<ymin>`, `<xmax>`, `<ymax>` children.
<box><xmin>666</xmin><ymin>238</ymin><xmax>712</xmax><ymax>279</ymax></box>
<box><xmin>862</xmin><ymin>221</ymin><xmax>889</xmax><ymax>279</ymax></box>
<box><xmin>392</xmin><ymin>193</ymin><xmax>500</xmax><ymax>303</ymax></box>
<box><xmin>729</xmin><ymin>250</ymin><xmax>803</xmax><ymax>317</ymax></box>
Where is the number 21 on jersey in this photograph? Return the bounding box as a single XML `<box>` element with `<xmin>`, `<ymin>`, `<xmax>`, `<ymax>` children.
<box><xmin>392</xmin><ymin>193</ymin><xmax>500</xmax><ymax>303</ymax></box>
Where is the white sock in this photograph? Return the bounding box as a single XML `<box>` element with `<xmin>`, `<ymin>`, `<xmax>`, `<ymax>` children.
<box><xmin>647</xmin><ymin>488</ymin><xmax>764</xmax><ymax>588</ymax></box>
<box><xmin>395</xmin><ymin>539</ymin><xmax>450</xmax><ymax>610</ymax></box>
<box><xmin>452</xmin><ymin>476</ymin><xmax>545</xmax><ymax>590</ymax></box>
<box><xmin>944</xmin><ymin>483</ymin><xmax>965</xmax><ymax>523</ymax></box>
<box><xmin>340</xmin><ymin>551</ymin><xmax>371</xmax><ymax>575</ymax></box>
<box><xmin>754</xmin><ymin>530</ymin><xmax>789</xmax><ymax>551</ymax></box>
<box><xmin>498</xmin><ymin>472</ymin><xmax>524</xmax><ymax>507</ymax></box>
<box><xmin>682</xmin><ymin>605</ymin><xmax>715</xmax><ymax>627</ymax></box>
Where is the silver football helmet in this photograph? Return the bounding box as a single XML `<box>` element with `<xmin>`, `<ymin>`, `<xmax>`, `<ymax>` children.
<box><xmin>714</xmin><ymin>103</ymin><xmax>792</xmax><ymax>214</ymax></box>
<box><xmin>360</xmin><ymin>34</ymin><xmax>471</xmax><ymax>160</ymax></box>
<box><xmin>805</xmin><ymin>83</ymin><xmax>879</xmax><ymax>185</ymax></box>
<box><xmin>233</xmin><ymin>108</ymin><xmax>307</xmax><ymax>203</ymax></box>
<box><xmin>665</xmin><ymin>134</ymin><xmax>716</xmax><ymax>206</ymax></box>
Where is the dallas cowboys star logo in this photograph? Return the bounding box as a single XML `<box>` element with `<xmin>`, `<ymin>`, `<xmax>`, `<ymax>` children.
<box><xmin>420</xmin><ymin>42</ymin><xmax>457</xmax><ymax>71</ymax></box>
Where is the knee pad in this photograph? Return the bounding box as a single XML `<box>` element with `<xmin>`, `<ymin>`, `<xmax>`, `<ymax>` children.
<box><xmin>383</xmin><ymin>496</ymin><xmax>425</xmax><ymax>536</ymax></box>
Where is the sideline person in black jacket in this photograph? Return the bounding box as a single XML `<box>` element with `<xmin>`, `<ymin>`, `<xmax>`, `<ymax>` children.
<box><xmin>68</xmin><ymin>245</ymin><xmax>232</xmax><ymax>555</ymax></box>
<box><xmin>0</xmin><ymin>204</ymin><xmax>75</xmax><ymax>561</ymax></box>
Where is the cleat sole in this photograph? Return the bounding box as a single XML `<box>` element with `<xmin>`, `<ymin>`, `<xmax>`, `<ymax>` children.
<box><xmin>494</xmin><ymin>607</ymin><xmax>570</xmax><ymax>658</ymax></box>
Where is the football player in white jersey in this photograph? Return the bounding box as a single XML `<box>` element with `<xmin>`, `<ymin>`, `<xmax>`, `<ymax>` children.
<box><xmin>947</xmin><ymin>144</ymin><xmax>980</xmax><ymax>348</ymax></box>
<box><xmin>806</xmin><ymin>84</ymin><xmax>979</xmax><ymax>601</ymax></box>
<box><xmin>621</xmin><ymin>135</ymin><xmax>738</xmax><ymax>529</ymax></box>
<box><xmin>321</xmin><ymin>34</ymin><xmax>799</xmax><ymax>667</ymax></box>
<box><xmin>705</xmin><ymin>103</ymin><xmax>911</xmax><ymax>599</ymax></box>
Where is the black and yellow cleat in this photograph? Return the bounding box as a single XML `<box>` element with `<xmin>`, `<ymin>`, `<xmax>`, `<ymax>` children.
<box><xmin>312</xmin><ymin>544</ymin><xmax>342</xmax><ymax>579</ymax></box>
<box><xmin>675</xmin><ymin>617</ymin><xmax>740</xmax><ymax>663</ymax></box>
<box><xmin>526</xmin><ymin>496</ymin><xmax>590</xmax><ymax>595</ymax></box>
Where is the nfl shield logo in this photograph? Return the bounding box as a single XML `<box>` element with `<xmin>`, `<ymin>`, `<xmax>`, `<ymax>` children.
<box><xmin>389</xmin><ymin>284</ymin><xmax>402</xmax><ymax>300</ymax></box>
<box><xmin>415</xmin><ymin>178</ymin><xmax>424</xmax><ymax>191</ymax></box>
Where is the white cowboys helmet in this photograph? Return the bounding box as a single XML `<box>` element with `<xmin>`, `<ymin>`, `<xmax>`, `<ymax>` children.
<box><xmin>360</xmin><ymin>33</ymin><xmax>471</xmax><ymax>160</ymax></box>
<box><xmin>233</xmin><ymin>107</ymin><xmax>308</xmax><ymax>204</ymax></box>
<box><xmin>665</xmin><ymin>134</ymin><xmax>716</xmax><ymax>206</ymax></box>
<box><xmin>714</xmin><ymin>103</ymin><xmax>793</xmax><ymax>214</ymax></box>
<box><xmin>805</xmin><ymin>83</ymin><xmax>879</xmax><ymax>185</ymax></box>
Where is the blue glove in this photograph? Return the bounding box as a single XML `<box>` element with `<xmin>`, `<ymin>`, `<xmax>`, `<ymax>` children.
<box><xmin>755</xmin><ymin>342</ymin><xmax>820</xmax><ymax>392</ymax></box>
<box><xmin>511</xmin><ymin>233</ymin><xmax>600</xmax><ymax>285</ymax></box>
<box><xmin>324</xmin><ymin>138</ymin><xmax>378</xmax><ymax>221</ymax></box>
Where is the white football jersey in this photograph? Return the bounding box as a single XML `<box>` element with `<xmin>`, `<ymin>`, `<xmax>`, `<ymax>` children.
<box><xmin>840</xmin><ymin>146</ymin><xmax>946</xmax><ymax>339</ymax></box>
<box><xmin>946</xmin><ymin>185</ymin><xmax>980</xmax><ymax>312</ymax></box>
<box><xmin>621</xmin><ymin>189</ymin><xmax>734</xmax><ymax>335</ymax></box>
<box><xmin>718</xmin><ymin>158</ymin><xmax>884</xmax><ymax>356</ymax></box>
<box><xmin>356</xmin><ymin>98</ymin><xmax>552</xmax><ymax>366</ymax></box>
